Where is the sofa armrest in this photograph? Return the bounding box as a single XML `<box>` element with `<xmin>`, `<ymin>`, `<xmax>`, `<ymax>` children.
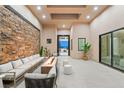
<box><xmin>0</xmin><ymin>72</ymin><xmax>16</xmax><ymax>80</ymax></box>
<box><xmin>25</xmin><ymin>73</ymin><xmax>48</xmax><ymax>79</ymax></box>
<box><xmin>0</xmin><ymin>74</ymin><xmax>6</xmax><ymax>78</ymax></box>
<box><xmin>47</xmin><ymin>65</ymin><xmax>56</xmax><ymax>77</ymax></box>
<box><xmin>0</xmin><ymin>77</ymin><xmax>3</xmax><ymax>88</ymax></box>
<box><xmin>0</xmin><ymin>74</ymin><xmax>6</xmax><ymax>88</ymax></box>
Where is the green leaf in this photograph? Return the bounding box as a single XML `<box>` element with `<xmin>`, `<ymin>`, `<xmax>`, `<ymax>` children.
<box><xmin>82</xmin><ymin>41</ymin><xmax>91</xmax><ymax>53</ymax></box>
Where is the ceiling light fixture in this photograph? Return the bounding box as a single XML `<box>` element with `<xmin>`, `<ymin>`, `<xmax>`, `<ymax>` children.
<box><xmin>37</xmin><ymin>5</ymin><xmax>41</xmax><ymax>10</ymax></box>
<box><xmin>42</xmin><ymin>15</ymin><xmax>46</xmax><ymax>19</ymax></box>
<box><xmin>62</xmin><ymin>24</ymin><xmax>66</xmax><ymax>28</ymax></box>
<box><xmin>86</xmin><ymin>15</ymin><xmax>90</xmax><ymax>19</ymax></box>
<box><xmin>94</xmin><ymin>6</ymin><xmax>98</xmax><ymax>11</ymax></box>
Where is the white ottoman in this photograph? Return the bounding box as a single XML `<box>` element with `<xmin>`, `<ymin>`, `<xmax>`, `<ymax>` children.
<box><xmin>63</xmin><ymin>60</ymin><xmax>69</xmax><ymax>66</ymax></box>
<box><xmin>64</xmin><ymin>65</ymin><xmax>72</xmax><ymax>75</ymax></box>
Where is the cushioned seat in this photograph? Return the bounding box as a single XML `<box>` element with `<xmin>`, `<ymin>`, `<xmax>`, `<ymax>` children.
<box><xmin>11</xmin><ymin>59</ymin><xmax>23</xmax><ymax>69</ymax></box>
<box><xmin>29</xmin><ymin>61</ymin><xmax>39</xmax><ymax>67</ymax></box>
<box><xmin>21</xmin><ymin>58</ymin><xmax>30</xmax><ymax>64</ymax></box>
<box><xmin>9</xmin><ymin>68</ymin><xmax>26</xmax><ymax>78</ymax></box>
<box><xmin>32</xmin><ymin>57</ymin><xmax>44</xmax><ymax>62</ymax></box>
<box><xmin>0</xmin><ymin>62</ymin><xmax>13</xmax><ymax>73</ymax></box>
<box><xmin>17</xmin><ymin>63</ymin><xmax>33</xmax><ymax>71</ymax></box>
<box><xmin>18</xmin><ymin>57</ymin><xmax>44</xmax><ymax>72</ymax></box>
<box><xmin>30</xmin><ymin>57</ymin><xmax>43</xmax><ymax>65</ymax></box>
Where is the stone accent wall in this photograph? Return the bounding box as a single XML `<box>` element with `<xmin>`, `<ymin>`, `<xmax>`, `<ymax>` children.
<box><xmin>0</xmin><ymin>6</ymin><xmax>40</xmax><ymax>64</ymax></box>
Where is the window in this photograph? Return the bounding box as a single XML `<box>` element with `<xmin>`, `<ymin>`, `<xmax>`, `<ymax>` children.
<box><xmin>78</xmin><ymin>38</ymin><xmax>86</xmax><ymax>51</ymax></box>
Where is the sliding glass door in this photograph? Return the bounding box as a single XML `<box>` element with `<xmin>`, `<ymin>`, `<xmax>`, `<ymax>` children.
<box><xmin>100</xmin><ymin>28</ymin><xmax>124</xmax><ymax>71</ymax></box>
<box><xmin>113</xmin><ymin>29</ymin><xmax>124</xmax><ymax>70</ymax></box>
<box><xmin>101</xmin><ymin>34</ymin><xmax>111</xmax><ymax>65</ymax></box>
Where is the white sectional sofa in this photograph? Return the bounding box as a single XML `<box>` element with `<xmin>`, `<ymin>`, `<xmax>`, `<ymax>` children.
<box><xmin>0</xmin><ymin>54</ymin><xmax>44</xmax><ymax>87</ymax></box>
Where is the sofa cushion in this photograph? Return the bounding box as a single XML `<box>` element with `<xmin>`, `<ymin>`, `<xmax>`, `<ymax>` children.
<box><xmin>12</xmin><ymin>59</ymin><xmax>23</xmax><ymax>69</ymax></box>
<box><xmin>0</xmin><ymin>62</ymin><xmax>13</xmax><ymax>72</ymax></box>
<box><xmin>18</xmin><ymin>63</ymin><xmax>33</xmax><ymax>71</ymax></box>
<box><xmin>32</xmin><ymin>55</ymin><xmax>37</xmax><ymax>59</ymax></box>
<box><xmin>33</xmin><ymin>54</ymin><xmax>40</xmax><ymax>59</ymax></box>
<box><xmin>32</xmin><ymin>58</ymin><xmax>41</xmax><ymax>63</ymax></box>
<box><xmin>24</xmin><ymin>73</ymin><xmax>47</xmax><ymax>79</ymax></box>
<box><xmin>29</xmin><ymin>57</ymin><xmax>44</xmax><ymax>66</ymax></box>
<box><xmin>21</xmin><ymin>58</ymin><xmax>30</xmax><ymax>64</ymax></box>
<box><xmin>28</xmin><ymin>56</ymin><xmax>34</xmax><ymax>60</ymax></box>
<box><xmin>9</xmin><ymin>68</ymin><xmax>26</xmax><ymax>78</ymax></box>
<box><xmin>35</xmin><ymin>54</ymin><xmax>40</xmax><ymax>57</ymax></box>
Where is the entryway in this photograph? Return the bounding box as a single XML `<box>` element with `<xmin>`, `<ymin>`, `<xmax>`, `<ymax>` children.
<box><xmin>57</xmin><ymin>35</ymin><xmax>70</xmax><ymax>56</ymax></box>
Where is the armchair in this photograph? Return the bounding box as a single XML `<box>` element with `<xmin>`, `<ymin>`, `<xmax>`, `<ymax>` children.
<box><xmin>24</xmin><ymin>73</ymin><xmax>56</xmax><ymax>88</ymax></box>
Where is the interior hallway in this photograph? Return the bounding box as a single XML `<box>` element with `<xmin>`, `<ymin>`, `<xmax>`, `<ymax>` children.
<box><xmin>17</xmin><ymin>56</ymin><xmax>124</xmax><ymax>88</ymax></box>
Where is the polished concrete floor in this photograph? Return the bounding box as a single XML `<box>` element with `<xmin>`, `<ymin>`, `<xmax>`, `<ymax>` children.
<box><xmin>17</xmin><ymin>56</ymin><xmax>124</xmax><ymax>88</ymax></box>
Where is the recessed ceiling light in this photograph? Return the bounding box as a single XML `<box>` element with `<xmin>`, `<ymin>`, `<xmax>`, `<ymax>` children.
<box><xmin>86</xmin><ymin>15</ymin><xmax>90</xmax><ymax>19</ymax></box>
<box><xmin>94</xmin><ymin>6</ymin><xmax>98</xmax><ymax>11</ymax></box>
<box><xmin>37</xmin><ymin>6</ymin><xmax>41</xmax><ymax>10</ymax></box>
<box><xmin>62</xmin><ymin>24</ymin><xmax>66</xmax><ymax>28</ymax></box>
<box><xmin>42</xmin><ymin>15</ymin><xmax>46</xmax><ymax>19</ymax></box>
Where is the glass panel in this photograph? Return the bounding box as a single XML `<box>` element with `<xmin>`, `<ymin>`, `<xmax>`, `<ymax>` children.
<box><xmin>101</xmin><ymin>34</ymin><xmax>111</xmax><ymax>65</ymax></box>
<box><xmin>113</xmin><ymin>29</ymin><xmax>124</xmax><ymax>70</ymax></box>
<box><xmin>59</xmin><ymin>36</ymin><xmax>69</xmax><ymax>56</ymax></box>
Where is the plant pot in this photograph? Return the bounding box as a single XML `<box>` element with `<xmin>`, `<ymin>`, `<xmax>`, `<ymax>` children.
<box><xmin>82</xmin><ymin>53</ymin><xmax>88</xmax><ymax>60</ymax></box>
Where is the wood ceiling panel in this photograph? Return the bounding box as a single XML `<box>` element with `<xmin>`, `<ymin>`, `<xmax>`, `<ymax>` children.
<box><xmin>51</xmin><ymin>14</ymin><xmax>80</xmax><ymax>20</ymax></box>
<box><xmin>46</xmin><ymin>7</ymin><xmax>85</xmax><ymax>14</ymax></box>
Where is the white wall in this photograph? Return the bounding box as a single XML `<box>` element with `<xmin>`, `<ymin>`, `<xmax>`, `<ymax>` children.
<box><xmin>42</xmin><ymin>25</ymin><xmax>57</xmax><ymax>55</ymax></box>
<box><xmin>90</xmin><ymin>5</ymin><xmax>124</xmax><ymax>62</ymax></box>
<box><xmin>10</xmin><ymin>5</ymin><xmax>42</xmax><ymax>30</ymax></box>
<box><xmin>70</xmin><ymin>24</ymin><xmax>90</xmax><ymax>59</ymax></box>
<box><xmin>57</xmin><ymin>29</ymin><xmax>70</xmax><ymax>35</ymax></box>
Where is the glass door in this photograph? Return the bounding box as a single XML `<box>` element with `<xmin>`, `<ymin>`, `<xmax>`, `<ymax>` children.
<box><xmin>113</xmin><ymin>29</ymin><xmax>124</xmax><ymax>70</ymax></box>
<box><xmin>100</xmin><ymin>28</ymin><xmax>124</xmax><ymax>71</ymax></box>
<box><xmin>57</xmin><ymin>35</ymin><xmax>70</xmax><ymax>56</ymax></box>
<box><xmin>100</xmin><ymin>34</ymin><xmax>111</xmax><ymax>65</ymax></box>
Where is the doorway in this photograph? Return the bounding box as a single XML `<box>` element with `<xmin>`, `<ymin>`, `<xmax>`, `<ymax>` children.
<box><xmin>99</xmin><ymin>27</ymin><xmax>124</xmax><ymax>72</ymax></box>
<box><xmin>57</xmin><ymin>35</ymin><xmax>70</xmax><ymax>56</ymax></box>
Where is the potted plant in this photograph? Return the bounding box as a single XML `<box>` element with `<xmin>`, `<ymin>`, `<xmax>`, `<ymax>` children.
<box><xmin>82</xmin><ymin>42</ymin><xmax>91</xmax><ymax>60</ymax></box>
<box><xmin>39</xmin><ymin>46</ymin><xmax>44</xmax><ymax>57</ymax></box>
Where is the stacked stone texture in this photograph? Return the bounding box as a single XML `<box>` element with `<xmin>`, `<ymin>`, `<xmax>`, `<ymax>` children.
<box><xmin>0</xmin><ymin>6</ymin><xmax>40</xmax><ymax>64</ymax></box>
